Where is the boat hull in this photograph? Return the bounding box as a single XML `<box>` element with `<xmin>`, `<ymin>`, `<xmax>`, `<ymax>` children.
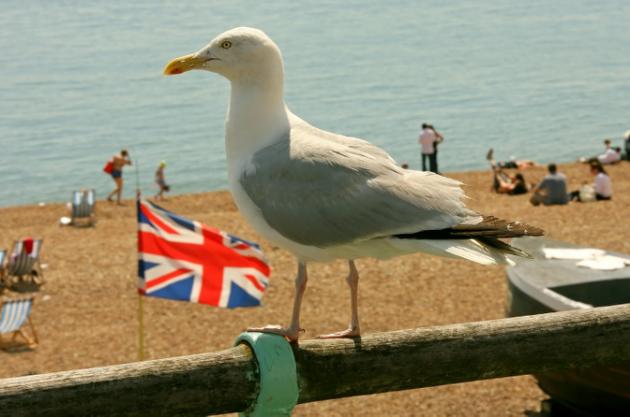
<box><xmin>507</xmin><ymin>238</ymin><xmax>630</xmax><ymax>416</ymax></box>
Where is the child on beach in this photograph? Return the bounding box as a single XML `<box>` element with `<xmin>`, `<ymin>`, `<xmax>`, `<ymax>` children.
<box><xmin>155</xmin><ymin>161</ymin><xmax>170</xmax><ymax>200</ymax></box>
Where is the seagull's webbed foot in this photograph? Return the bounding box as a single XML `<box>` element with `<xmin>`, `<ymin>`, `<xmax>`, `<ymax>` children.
<box><xmin>247</xmin><ymin>325</ymin><xmax>304</xmax><ymax>343</ymax></box>
<box><xmin>317</xmin><ymin>325</ymin><xmax>361</xmax><ymax>339</ymax></box>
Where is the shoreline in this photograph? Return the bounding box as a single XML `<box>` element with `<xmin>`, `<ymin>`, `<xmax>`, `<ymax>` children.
<box><xmin>0</xmin><ymin>160</ymin><xmax>609</xmax><ymax>210</ymax></box>
<box><xmin>1</xmin><ymin>161</ymin><xmax>628</xmax><ymax>417</ymax></box>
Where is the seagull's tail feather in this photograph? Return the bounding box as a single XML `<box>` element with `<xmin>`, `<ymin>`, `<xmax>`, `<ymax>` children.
<box><xmin>395</xmin><ymin>216</ymin><xmax>544</xmax><ymax>240</ymax></box>
<box><xmin>389</xmin><ymin>238</ymin><xmax>525</xmax><ymax>265</ymax></box>
<box><xmin>475</xmin><ymin>236</ymin><xmax>533</xmax><ymax>259</ymax></box>
<box><xmin>389</xmin><ymin>215</ymin><xmax>543</xmax><ymax>264</ymax></box>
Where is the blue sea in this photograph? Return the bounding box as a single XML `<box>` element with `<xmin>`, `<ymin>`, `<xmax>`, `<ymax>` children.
<box><xmin>1</xmin><ymin>0</ymin><xmax>629</xmax><ymax>207</ymax></box>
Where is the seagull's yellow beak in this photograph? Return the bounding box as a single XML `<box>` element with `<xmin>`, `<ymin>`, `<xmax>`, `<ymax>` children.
<box><xmin>163</xmin><ymin>53</ymin><xmax>207</xmax><ymax>76</ymax></box>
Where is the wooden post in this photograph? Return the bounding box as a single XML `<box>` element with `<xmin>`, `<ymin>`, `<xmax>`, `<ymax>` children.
<box><xmin>1</xmin><ymin>304</ymin><xmax>630</xmax><ymax>417</ymax></box>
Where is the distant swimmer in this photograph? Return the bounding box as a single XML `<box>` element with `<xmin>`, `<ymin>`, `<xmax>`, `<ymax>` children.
<box><xmin>106</xmin><ymin>149</ymin><xmax>132</xmax><ymax>205</ymax></box>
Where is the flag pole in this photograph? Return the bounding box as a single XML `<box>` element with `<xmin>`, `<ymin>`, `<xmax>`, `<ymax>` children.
<box><xmin>134</xmin><ymin>156</ymin><xmax>140</xmax><ymax>194</ymax></box>
<box><xmin>138</xmin><ymin>293</ymin><xmax>145</xmax><ymax>361</ymax></box>
<box><xmin>135</xmin><ymin>157</ymin><xmax>146</xmax><ymax>361</ymax></box>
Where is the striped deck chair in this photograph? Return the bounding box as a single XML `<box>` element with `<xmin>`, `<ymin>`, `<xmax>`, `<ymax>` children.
<box><xmin>71</xmin><ymin>189</ymin><xmax>96</xmax><ymax>226</ymax></box>
<box><xmin>0</xmin><ymin>297</ymin><xmax>38</xmax><ymax>349</ymax></box>
<box><xmin>6</xmin><ymin>239</ymin><xmax>44</xmax><ymax>286</ymax></box>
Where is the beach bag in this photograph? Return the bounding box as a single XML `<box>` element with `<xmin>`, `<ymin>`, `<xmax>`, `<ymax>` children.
<box><xmin>579</xmin><ymin>184</ymin><xmax>596</xmax><ymax>203</ymax></box>
<box><xmin>103</xmin><ymin>160</ymin><xmax>114</xmax><ymax>175</ymax></box>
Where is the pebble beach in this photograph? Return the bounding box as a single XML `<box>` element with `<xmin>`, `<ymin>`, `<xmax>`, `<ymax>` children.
<box><xmin>1</xmin><ymin>162</ymin><xmax>628</xmax><ymax>417</ymax></box>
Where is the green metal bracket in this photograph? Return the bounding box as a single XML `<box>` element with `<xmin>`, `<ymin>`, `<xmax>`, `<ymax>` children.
<box><xmin>235</xmin><ymin>332</ymin><xmax>299</xmax><ymax>417</ymax></box>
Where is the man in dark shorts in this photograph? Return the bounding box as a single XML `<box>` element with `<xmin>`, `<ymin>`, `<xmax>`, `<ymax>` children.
<box><xmin>106</xmin><ymin>149</ymin><xmax>132</xmax><ymax>205</ymax></box>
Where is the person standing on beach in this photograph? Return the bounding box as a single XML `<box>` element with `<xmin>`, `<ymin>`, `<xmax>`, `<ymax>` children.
<box><xmin>106</xmin><ymin>149</ymin><xmax>132</xmax><ymax>205</ymax></box>
<box><xmin>154</xmin><ymin>160</ymin><xmax>170</xmax><ymax>200</ymax></box>
<box><xmin>418</xmin><ymin>123</ymin><xmax>444</xmax><ymax>173</ymax></box>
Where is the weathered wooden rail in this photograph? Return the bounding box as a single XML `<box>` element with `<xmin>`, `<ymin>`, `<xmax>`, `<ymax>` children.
<box><xmin>2</xmin><ymin>303</ymin><xmax>630</xmax><ymax>416</ymax></box>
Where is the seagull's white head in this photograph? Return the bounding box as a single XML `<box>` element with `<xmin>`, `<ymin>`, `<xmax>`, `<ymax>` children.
<box><xmin>164</xmin><ymin>27</ymin><xmax>284</xmax><ymax>84</ymax></box>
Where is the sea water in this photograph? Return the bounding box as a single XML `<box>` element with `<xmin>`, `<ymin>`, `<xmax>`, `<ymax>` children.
<box><xmin>1</xmin><ymin>0</ymin><xmax>629</xmax><ymax>206</ymax></box>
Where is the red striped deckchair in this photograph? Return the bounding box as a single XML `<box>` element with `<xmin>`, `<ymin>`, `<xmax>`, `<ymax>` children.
<box><xmin>6</xmin><ymin>238</ymin><xmax>44</xmax><ymax>286</ymax></box>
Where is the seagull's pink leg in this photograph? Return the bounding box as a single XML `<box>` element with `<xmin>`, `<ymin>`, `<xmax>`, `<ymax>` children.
<box><xmin>247</xmin><ymin>262</ymin><xmax>307</xmax><ymax>342</ymax></box>
<box><xmin>318</xmin><ymin>260</ymin><xmax>361</xmax><ymax>339</ymax></box>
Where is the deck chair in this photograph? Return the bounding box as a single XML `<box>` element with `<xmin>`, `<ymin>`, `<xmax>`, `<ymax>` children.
<box><xmin>71</xmin><ymin>189</ymin><xmax>96</xmax><ymax>226</ymax></box>
<box><xmin>6</xmin><ymin>239</ymin><xmax>44</xmax><ymax>286</ymax></box>
<box><xmin>0</xmin><ymin>296</ymin><xmax>38</xmax><ymax>350</ymax></box>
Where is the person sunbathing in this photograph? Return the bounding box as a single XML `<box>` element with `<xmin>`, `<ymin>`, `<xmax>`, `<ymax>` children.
<box><xmin>486</xmin><ymin>148</ymin><xmax>538</xmax><ymax>169</ymax></box>
<box><xmin>493</xmin><ymin>169</ymin><xmax>529</xmax><ymax>195</ymax></box>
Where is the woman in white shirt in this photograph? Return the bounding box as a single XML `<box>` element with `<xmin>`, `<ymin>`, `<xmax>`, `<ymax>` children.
<box><xmin>569</xmin><ymin>161</ymin><xmax>612</xmax><ymax>201</ymax></box>
<box><xmin>592</xmin><ymin>163</ymin><xmax>613</xmax><ymax>200</ymax></box>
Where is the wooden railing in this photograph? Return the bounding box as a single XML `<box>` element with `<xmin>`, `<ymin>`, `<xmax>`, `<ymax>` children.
<box><xmin>1</xmin><ymin>303</ymin><xmax>630</xmax><ymax>417</ymax></box>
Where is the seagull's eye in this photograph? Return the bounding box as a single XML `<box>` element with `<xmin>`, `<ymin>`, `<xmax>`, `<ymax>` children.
<box><xmin>221</xmin><ymin>40</ymin><xmax>232</xmax><ymax>49</ymax></box>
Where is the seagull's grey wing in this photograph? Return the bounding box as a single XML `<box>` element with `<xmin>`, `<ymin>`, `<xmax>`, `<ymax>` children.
<box><xmin>288</xmin><ymin>115</ymin><xmax>397</xmax><ymax>163</ymax></box>
<box><xmin>240</xmin><ymin>121</ymin><xmax>479</xmax><ymax>248</ymax></box>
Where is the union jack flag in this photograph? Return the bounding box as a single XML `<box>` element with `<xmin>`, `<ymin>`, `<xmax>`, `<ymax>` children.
<box><xmin>137</xmin><ymin>199</ymin><xmax>270</xmax><ymax>308</ymax></box>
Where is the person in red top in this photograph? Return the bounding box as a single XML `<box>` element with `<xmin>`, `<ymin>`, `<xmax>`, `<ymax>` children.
<box><xmin>106</xmin><ymin>149</ymin><xmax>132</xmax><ymax>205</ymax></box>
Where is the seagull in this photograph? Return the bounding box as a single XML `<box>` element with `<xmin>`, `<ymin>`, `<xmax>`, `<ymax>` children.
<box><xmin>164</xmin><ymin>27</ymin><xmax>543</xmax><ymax>341</ymax></box>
